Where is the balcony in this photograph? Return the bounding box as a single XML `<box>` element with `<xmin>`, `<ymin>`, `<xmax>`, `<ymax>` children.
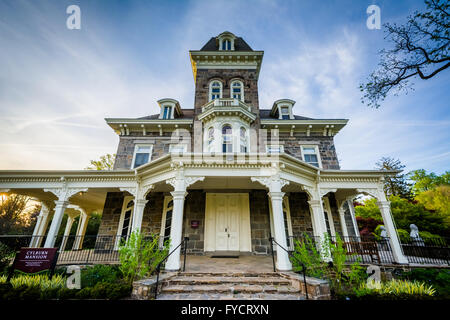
<box><xmin>199</xmin><ymin>98</ymin><xmax>256</xmax><ymax>123</ymax></box>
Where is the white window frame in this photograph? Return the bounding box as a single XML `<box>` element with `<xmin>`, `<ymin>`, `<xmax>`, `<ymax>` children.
<box><xmin>222</xmin><ymin>124</ymin><xmax>233</xmax><ymax>153</ymax></box>
<box><xmin>301</xmin><ymin>145</ymin><xmax>322</xmax><ymax>168</ymax></box>
<box><xmin>277</xmin><ymin>105</ymin><xmax>293</xmax><ymax>120</ymax></box>
<box><xmin>115</xmin><ymin>196</ymin><xmax>135</xmax><ymax>249</ymax></box>
<box><xmin>162</xmin><ymin>105</ymin><xmax>173</xmax><ymax>119</ymax></box>
<box><xmin>230</xmin><ymin>80</ymin><xmax>244</xmax><ymax>102</ymax></box>
<box><xmin>266</xmin><ymin>145</ymin><xmax>284</xmax><ymax>154</ymax></box>
<box><xmin>209</xmin><ymin>80</ymin><xmax>223</xmax><ymax>102</ymax></box>
<box><xmin>131</xmin><ymin>144</ymin><xmax>153</xmax><ymax>169</ymax></box>
<box><xmin>206</xmin><ymin>127</ymin><xmax>215</xmax><ymax>153</ymax></box>
<box><xmin>169</xmin><ymin>144</ymin><xmax>187</xmax><ymax>154</ymax></box>
<box><xmin>322</xmin><ymin>196</ymin><xmax>336</xmax><ymax>237</ymax></box>
<box><xmin>159</xmin><ymin>196</ymin><xmax>174</xmax><ymax>248</ymax></box>
<box><xmin>239</xmin><ymin>127</ymin><xmax>248</xmax><ymax>153</ymax></box>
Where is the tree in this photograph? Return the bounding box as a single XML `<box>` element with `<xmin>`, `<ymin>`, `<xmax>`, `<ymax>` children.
<box><xmin>361</xmin><ymin>0</ymin><xmax>450</xmax><ymax>108</ymax></box>
<box><xmin>415</xmin><ymin>185</ymin><xmax>450</xmax><ymax>224</ymax></box>
<box><xmin>408</xmin><ymin>169</ymin><xmax>450</xmax><ymax>194</ymax></box>
<box><xmin>375</xmin><ymin>157</ymin><xmax>411</xmax><ymax>199</ymax></box>
<box><xmin>85</xmin><ymin>153</ymin><xmax>116</xmax><ymax>170</ymax></box>
<box><xmin>0</xmin><ymin>194</ymin><xmax>39</xmax><ymax>234</ymax></box>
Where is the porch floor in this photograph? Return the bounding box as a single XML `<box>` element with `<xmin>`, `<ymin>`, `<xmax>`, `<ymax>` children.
<box><xmin>181</xmin><ymin>255</ymin><xmax>275</xmax><ymax>273</ymax></box>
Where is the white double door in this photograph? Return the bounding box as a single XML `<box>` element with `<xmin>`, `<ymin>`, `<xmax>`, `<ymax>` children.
<box><xmin>205</xmin><ymin>193</ymin><xmax>251</xmax><ymax>252</ymax></box>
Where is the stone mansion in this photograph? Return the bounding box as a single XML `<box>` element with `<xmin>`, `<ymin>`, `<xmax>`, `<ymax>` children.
<box><xmin>0</xmin><ymin>32</ymin><xmax>408</xmax><ymax>271</ymax></box>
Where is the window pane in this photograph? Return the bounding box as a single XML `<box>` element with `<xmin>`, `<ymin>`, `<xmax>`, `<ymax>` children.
<box><xmin>303</xmin><ymin>147</ymin><xmax>316</xmax><ymax>154</ymax></box>
<box><xmin>222</xmin><ymin>126</ymin><xmax>232</xmax><ymax>134</ymax></box>
<box><xmin>134</xmin><ymin>153</ymin><xmax>149</xmax><ymax>168</ymax></box>
<box><xmin>137</xmin><ymin>146</ymin><xmax>151</xmax><ymax>152</ymax></box>
<box><xmin>281</xmin><ymin>114</ymin><xmax>290</xmax><ymax>120</ymax></box>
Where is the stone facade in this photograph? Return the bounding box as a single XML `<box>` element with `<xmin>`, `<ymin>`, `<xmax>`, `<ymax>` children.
<box><xmin>288</xmin><ymin>192</ymin><xmax>314</xmax><ymax>238</ymax></box>
<box><xmin>249</xmin><ymin>190</ymin><xmax>272</xmax><ymax>255</ymax></box>
<box><xmin>97</xmin><ymin>192</ymin><xmax>125</xmax><ymax>236</ymax></box>
<box><xmin>183</xmin><ymin>191</ymin><xmax>206</xmax><ymax>254</ymax></box>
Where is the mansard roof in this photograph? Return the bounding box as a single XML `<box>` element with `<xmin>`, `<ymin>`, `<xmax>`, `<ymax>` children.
<box><xmin>259</xmin><ymin>109</ymin><xmax>313</xmax><ymax>120</ymax></box>
<box><xmin>200</xmin><ymin>37</ymin><xmax>253</xmax><ymax>51</ymax></box>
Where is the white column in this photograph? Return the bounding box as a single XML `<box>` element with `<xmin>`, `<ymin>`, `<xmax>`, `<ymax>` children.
<box><xmin>60</xmin><ymin>213</ymin><xmax>76</xmax><ymax>251</ymax></box>
<box><xmin>338</xmin><ymin>206</ymin><xmax>349</xmax><ymax>238</ymax></box>
<box><xmin>377</xmin><ymin>200</ymin><xmax>408</xmax><ymax>264</ymax></box>
<box><xmin>29</xmin><ymin>204</ymin><xmax>51</xmax><ymax>247</ymax></box>
<box><xmin>165</xmin><ymin>190</ymin><xmax>187</xmax><ymax>271</ymax></box>
<box><xmin>131</xmin><ymin>199</ymin><xmax>148</xmax><ymax>233</ymax></box>
<box><xmin>308</xmin><ymin>199</ymin><xmax>331</xmax><ymax>261</ymax></box>
<box><xmin>268</xmin><ymin>191</ymin><xmax>292</xmax><ymax>271</ymax></box>
<box><xmin>44</xmin><ymin>200</ymin><xmax>69</xmax><ymax>248</ymax></box>
<box><xmin>73</xmin><ymin>212</ymin><xmax>90</xmax><ymax>250</ymax></box>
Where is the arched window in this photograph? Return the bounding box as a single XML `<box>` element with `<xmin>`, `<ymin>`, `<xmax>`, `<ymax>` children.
<box><xmin>209</xmin><ymin>81</ymin><xmax>222</xmax><ymax>101</ymax></box>
<box><xmin>118</xmin><ymin>197</ymin><xmax>134</xmax><ymax>240</ymax></box>
<box><xmin>207</xmin><ymin>127</ymin><xmax>215</xmax><ymax>152</ymax></box>
<box><xmin>160</xmin><ymin>196</ymin><xmax>174</xmax><ymax>248</ymax></box>
<box><xmin>222</xmin><ymin>39</ymin><xmax>231</xmax><ymax>50</ymax></box>
<box><xmin>222</xmin><ymin>125</ymin><xmax>232</xmax><ymax>153</ymax></box>
<box><xmin>240</xmin><ymin>127</ymin><xmax>247</xmax><ymax>153</ymax></box>
<box><xmin>231</xmin><ymin>80</ymin><xmax>244</xmax><ymax>101</ymax></box>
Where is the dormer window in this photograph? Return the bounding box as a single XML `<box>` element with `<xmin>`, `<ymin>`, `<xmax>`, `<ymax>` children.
<box><xmin>231</xmin><ymin>80</ymin><xmax>244</xmax><ymax>101</ymax></box>
<box><xmin>162</xmin><ymin>105</ymin><xmax>172</xmax><ymax>119</ymax></box>
<box><xmin>280</xmin><ymin>106</ymin><xmax>290</xmax><ymax>120</ymax></box>
<box><xmin>270</xmin><ymin>99</ymin><xmax>295</xmax><ymax>120</ymax></box>
<box><xmin>217</xmin><ymin>31</ymin><xmax>236</xmax><ymax>51</ymax></box>
<box><xmin>209</xmin><ymin>81</ymin><xmax>223</xmax><ymax>101</ymax></box>
<box><xmin>222</xmin><ymin>39</ymin><xmax>231</xmax><ymax>50</ymax></box>
<box><xmin>157</xmin><ymin>98</ymin><xmax>182</xmax><ymax>119</ymax></box>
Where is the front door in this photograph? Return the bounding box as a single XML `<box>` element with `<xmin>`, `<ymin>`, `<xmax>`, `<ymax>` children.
<box><xmin>205</xmin><ymin>193</ymin><xmax>251</xmax><ymax>252</ymax></box>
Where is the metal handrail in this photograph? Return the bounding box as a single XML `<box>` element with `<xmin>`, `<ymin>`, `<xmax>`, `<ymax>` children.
<box><xmin>153</xmin><ymin>237</ymin><xmax>189</xmax><ymax>299</ymax></box>
<box><xmin>269</xmin><ymin>237</ymin><xmax>308</xmax><ymax>300</ymax></box>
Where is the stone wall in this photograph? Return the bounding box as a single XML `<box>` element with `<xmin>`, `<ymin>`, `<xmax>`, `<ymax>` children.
<box><xmin>113</xmin><ymin>132</ymin><xmax>175</xmax><ymax>170</ymax></box>
<box><xmin>288</xmin><ymin>192</ymin><xmax>314</xmax><ymax>238</ymax></box>
<box><xmin>97</xmin><ymin>192</ymin><xmax>125</xmax><ymax>236</ymax></box>
<box><xmin>249</xmin><ymin>190</ymin><xmax>272</xmax><ymax>255</ymax></box>
<box><xmin>276</xmin><ymin>132</ymin><xmax>340</xmax><ymax>170</ymax></box>
<box><xmin>183</xmin><ymin>191</ymin><xmax>206</xmax><ymax>254</ymax></box>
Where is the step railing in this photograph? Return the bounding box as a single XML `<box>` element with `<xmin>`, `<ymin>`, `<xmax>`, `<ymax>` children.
<box><xmin>269</xmin><ymin>237</ymin><xmax>308</xmax><ymax>300</ymax></box>
<box><xmin>153</xmin><ymin>237</ymin><xmax>189</xmax><ymax>299</ymax></box>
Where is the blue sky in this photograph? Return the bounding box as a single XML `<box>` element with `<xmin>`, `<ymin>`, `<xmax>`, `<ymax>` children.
<box><xmin>0</xmin><ymin>0</ymin><xmax>448</xmax><ymax>174</ymax></box>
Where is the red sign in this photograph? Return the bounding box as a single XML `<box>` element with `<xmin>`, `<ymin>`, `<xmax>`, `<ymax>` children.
<box><xmin>190</xmin><ymin>220</ymin><xmax>200</xmax><ymax>229</ymax></box>
<box><xmin>13</xmin><ymin>248</ymin><xmax>58</xmax><ymax>274</ymax></box>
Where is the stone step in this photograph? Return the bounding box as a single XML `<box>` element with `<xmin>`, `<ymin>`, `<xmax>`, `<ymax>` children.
<box><xmin>157</xmin><ymin>292</ymin><xmax>305</xmax><ymax>300</ymax></box>
<box><xmin>161</xmin><ymin>283</ymin><xmax>300</xmax><ymax>295</ymax></box>
<box><xmin>178</xmin><ymin>272</ymin><xmax>278</xmax><ymax>278</ymax></box>
<box><xmin>166</xmin><ymin>276</ymin><xmax>292</xmax><ymax>286</ymax></box>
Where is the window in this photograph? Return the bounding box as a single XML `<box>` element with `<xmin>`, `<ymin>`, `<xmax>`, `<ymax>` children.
<box><xmin>266</xmin><ymin>145</ymin><xmax>284</xmax><ymax>153</ymax></box>
<box><xmin>222</xmin><ymin>125</ymin><xmax>232</xmax><ymax>153</ymax></box>
<box><xmin>280</xmin><ymin>106</ymin><xmax>290</xmax><ymax>120</ymax></box>
<box><xmin>160</xmin><ymin>196</ymin><xmax>173</xmax><ymax>248</ymax></box>
<box><xmin>322</xmin><ymin>197</ymin><xmax>335</xmax><ymax>237</ymax></box>
<box><xmin>132</xmin><ymin>145</ymin><xmax>153</xmax><ymax>169</ymax></box>
<box><xmin>222</xmin><ymin>39</ymin><xmax>231</xmax><ymax>50</ymax></box>
<box><xmin>162</xmin><ymin>106</ymin><xmax>172</xmax><ymax>119</ymax></box>
<box><xmin>169</xmin><ymin>144</ymin><xmax>187</xmax><ymax>154</ymax></box>
<box><xmin>116</xmin><ymin>196</ymin><xmax>134</xmax><ymax>248</ymax></box>
<box><xmin>301</xmin><ymin>146</ymin><xmax>321</xmax><ymax>168</ymax></box>
<box><xmin>209</xmin><ymin>81</ymin><xmax>222</xmax><ymax>101</ymax></box>
<box><xmin>240</xmin><ymin>127</ymin><xmax>247</xmax><ymax>153</ymax></box>
<box><xmin>207</xmin><ymin>127</ymin><xmax>215</xmax><ymax>152</ymax></box>
<box><xmin>231</xmin><ymin>81</ymin><xmax>244</xmax><ymax>101</ymax></box>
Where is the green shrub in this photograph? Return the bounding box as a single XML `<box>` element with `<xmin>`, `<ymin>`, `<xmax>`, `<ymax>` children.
<box><xmin>0</xmin><ymin>242</ymin><xmax>14</xmax><ymax>274</ymax></box>
<box><xmin>9</xmin><ymin>274</ymin><xmax>66</xmax><ymax>290</ymax></box>
<box><xmin>118</xmin><ymin>231</ymin><xmax>169</xmax><ymax>284</ymax></box>
<box><xmin>355</xmin><ymin>279</ymin><xmax>435</xmax><ymax>297</ymax></box>
<box><xmin>399</xmin><ymin>268</ymin><xmax>450</xmax><ymax>298</ymax></box>
<box><xmin>80</xmin><ymin>264</ymin><xmax>122</xmax><ymax>288</ymax></box>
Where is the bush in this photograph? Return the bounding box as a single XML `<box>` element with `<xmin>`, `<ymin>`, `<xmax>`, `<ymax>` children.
<box><xmin>291</xmin><ymin>233</ymin><xmax>367</xmax><ymax>295</ymax></box>
<box><xmin>80</xmin><ymin>264</ymin><xmax>123</xmax><ymax>288</ymax></box>
<box><xmin>399</xmin><ymin>268</ymin><xmax>450</xmax><ymax>298</ymax></box>
<box><xmin>354</xmin><ymin>279</ymin><xmax>436</xmax><ymax>298</ymax></box>
<box><xmin>118</xmin><ymin>231</ymin><xmax>169</xmax><ymax>284</ymax></box>
<box><xmin>0</xmin><ymin>242</ymin><xmax>14</xmax><ymax>274</ymax></box>
<box><xmin>9</xmin><ymin>274</ymin><xmax>66</xmax><ymax>290</ymax></box>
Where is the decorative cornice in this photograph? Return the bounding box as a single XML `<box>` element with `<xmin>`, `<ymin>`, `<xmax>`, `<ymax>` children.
<box><xmin>119</xmin><ymin>187</ymin><xmax>137</xmax><ymax>197</ymax></box>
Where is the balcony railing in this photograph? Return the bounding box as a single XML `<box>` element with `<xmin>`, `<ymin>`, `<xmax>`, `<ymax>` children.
<box><xmin>201</xmin><ymin>98</ymin><xmax>252</xmax><ymax>113</ymax></box>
